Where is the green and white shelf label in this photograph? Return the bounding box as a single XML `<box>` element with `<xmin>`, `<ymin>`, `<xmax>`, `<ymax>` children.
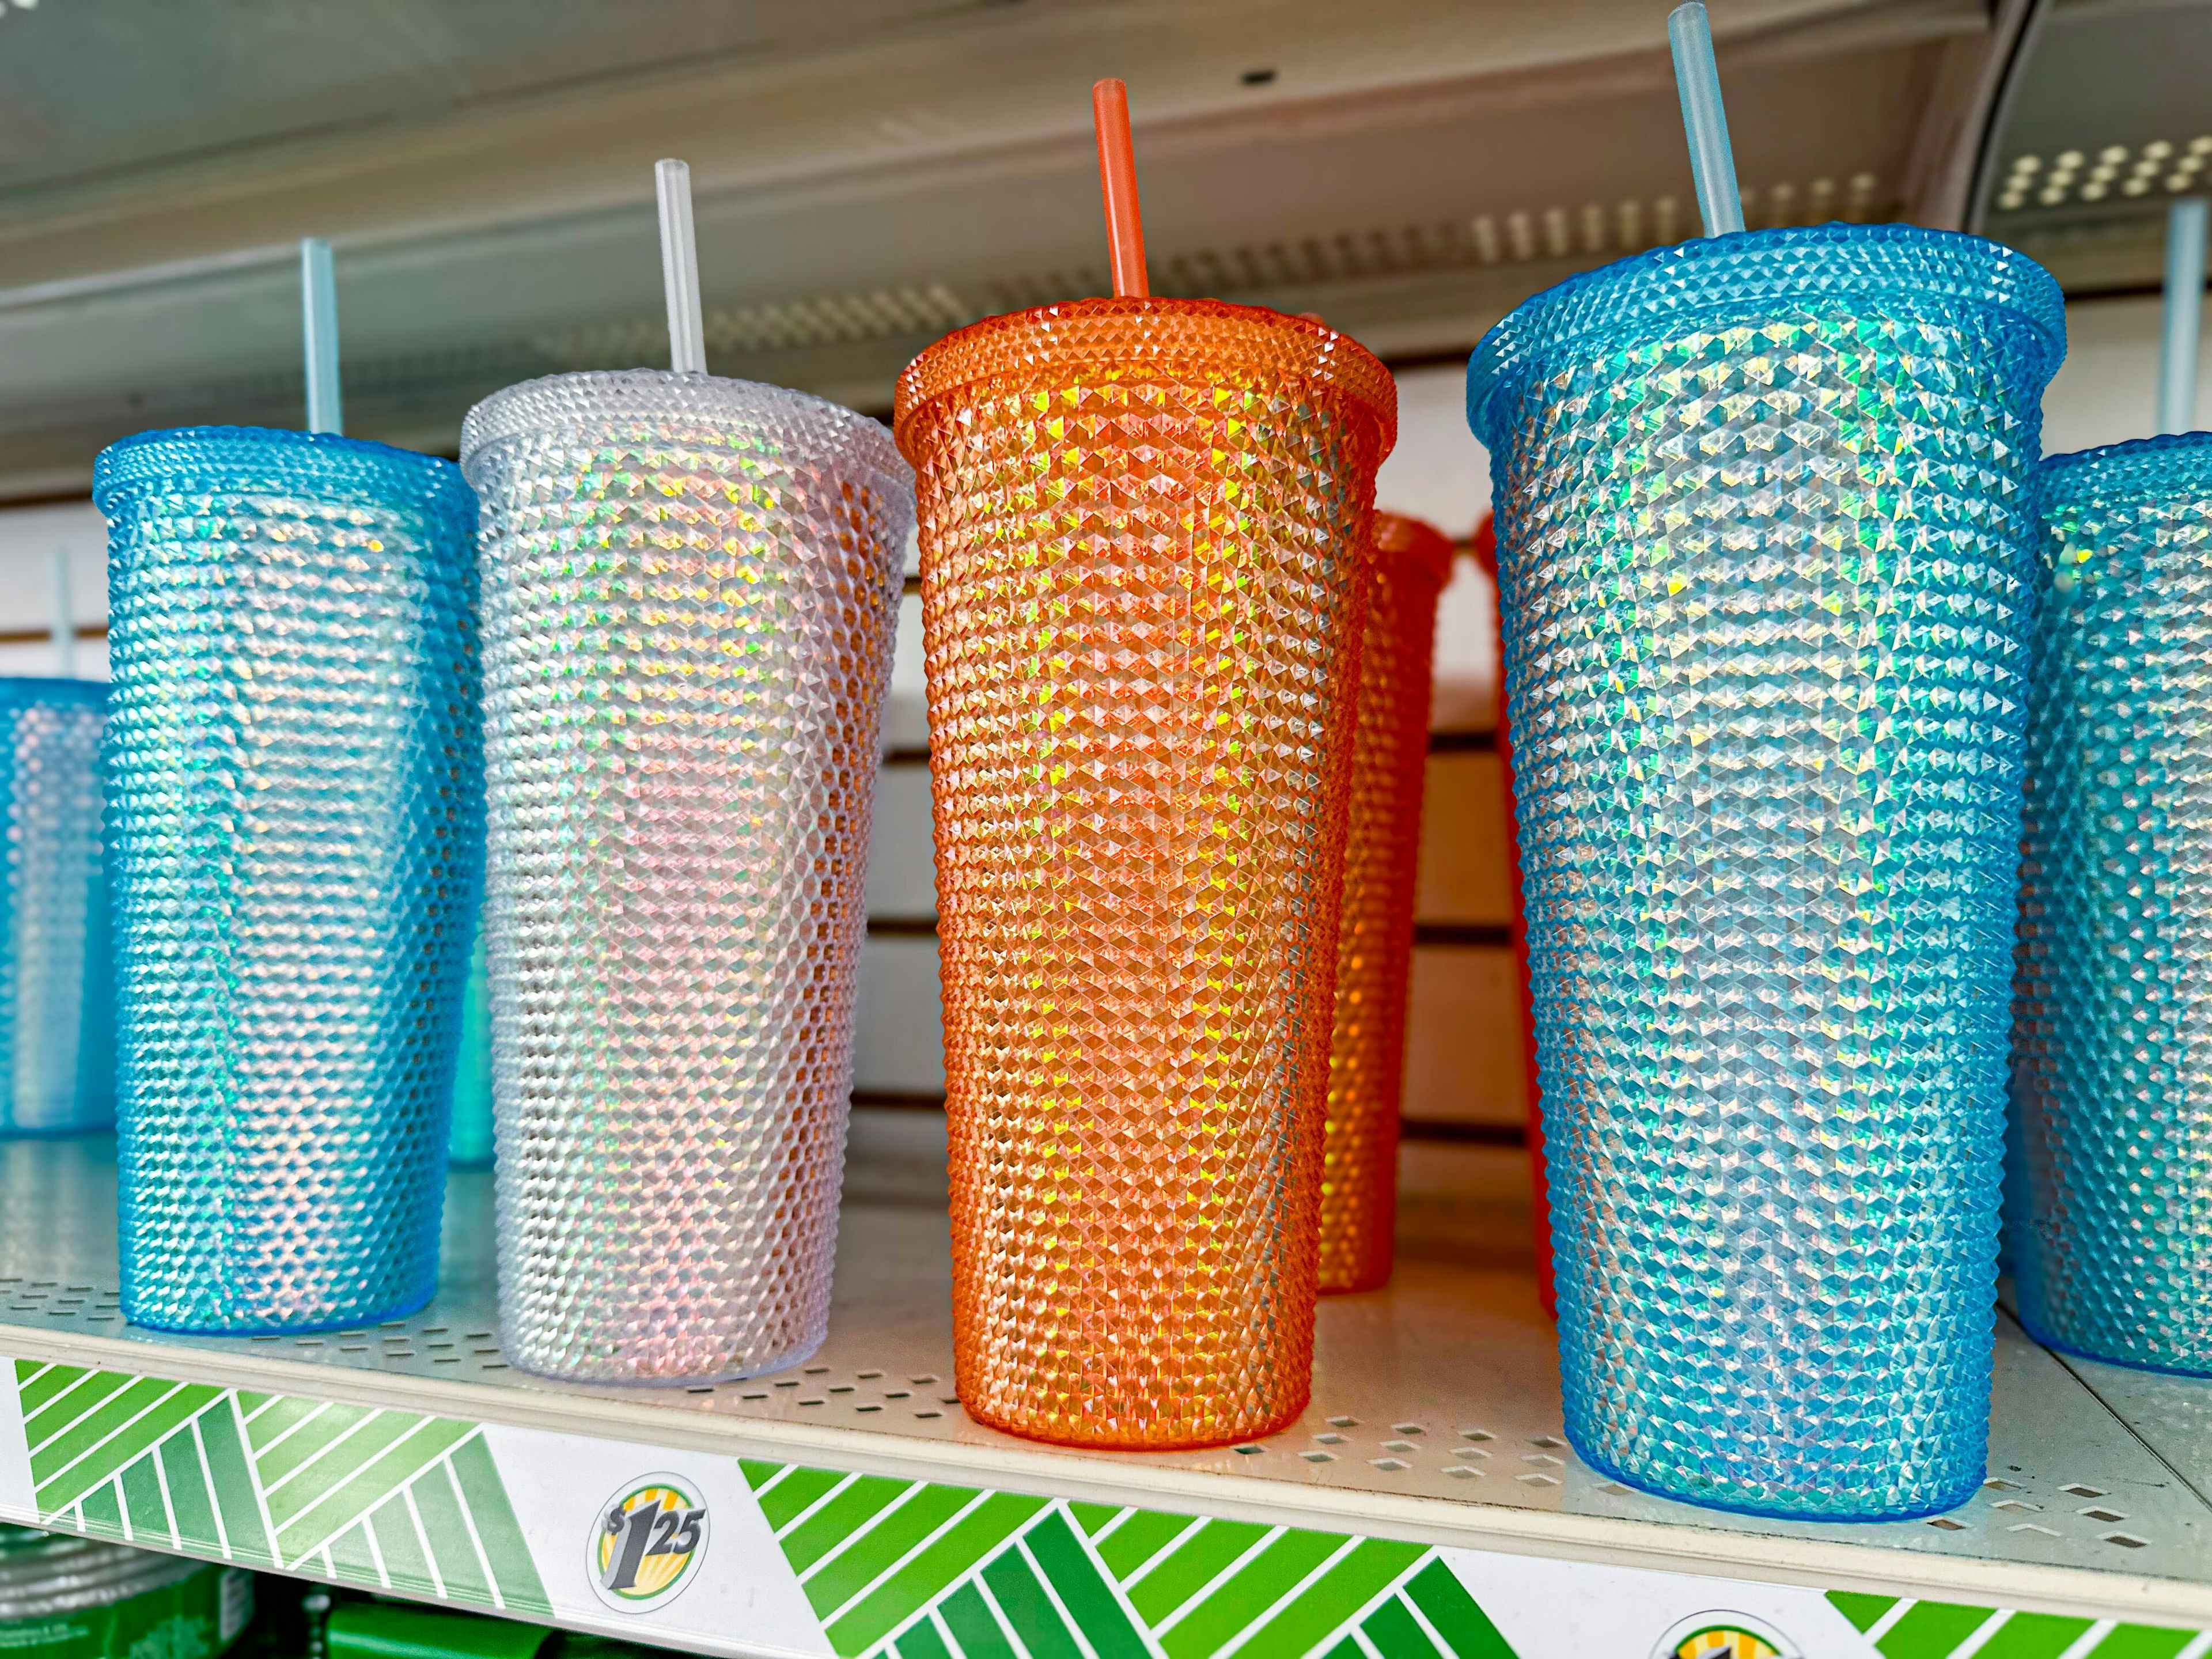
<box><xmin>1</xmin><ymin>1357</ymin><xmax>2203</xmax><ymax>1658</ymax></box>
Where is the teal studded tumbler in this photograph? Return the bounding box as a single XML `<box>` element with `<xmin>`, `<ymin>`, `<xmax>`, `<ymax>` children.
<box><xmin>1468</xmin><ymin>225</ymin><xmax>2065</xmax><ymax>1518</ymax></box>
<box><xmin>97</xmin><ymin>427</ymin><xmax>480</xmax><ymax>1334</ymax></box>
<box><xmin>2015</xmin><ymin>432</ymin><xmax>2212</xmax><ymax>1374</ymax></box>
<box><xmin>0</xmin><ymin>678</ymin><xmax>110</xmax><ymax>1136</ymax></box>
<box><xmin>449</xmin><ymin>930</ymin><xmax>494</xmax><ymax>1169</ymax></box>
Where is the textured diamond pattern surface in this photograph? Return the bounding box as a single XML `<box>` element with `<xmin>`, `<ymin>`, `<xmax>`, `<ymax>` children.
<box><xmin>1467</xmin><ymin>226</ymin><xmax>2065</xmax><ymax>1518</ymax></box>
<box><xmin>448</xmin><ymin>931</ymin><xmax>494</xmax><ymax>1169</ymax></box>
<box><xmin>1318</xmin><ymin>514</ymin><xmax>1450</xmax><ymax>1294</ymax></box>
<box><xmin>896</xmin><ymin>298</ymin><xmax>1395</xmax><ymax>1448</ymax></box>
<box><xmin>0</xmin><ymin>680</ymin><xmax>110</xmax><ymax>1136</ymax></box>
<box><xmin>2016</xmin><ymin>432</ymin><xmax>2212</xmax><ymax>1374</ymax></box>
<box><xmin>96</xmin><ymin>427</ymin><xmax>480</xmax><ymax>1334</ymax></box>
<box><xmin>462</xmin><ymin>370</ymin><xmax>910</xmax><ymax>1384</ymax></box>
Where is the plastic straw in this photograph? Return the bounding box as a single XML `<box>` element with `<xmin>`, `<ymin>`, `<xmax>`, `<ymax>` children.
<box><xmin>1668</xmin><ymin>2</ymin><xmax>1745</xmax><ymax>238</ymax></box>
<box><xmin>300</xmin><ymin>238</ymin><xmax>342</xmax><ymax>435</ymax></box>
<box><xmin>656</xmin><ymin>159</ymin><xmax>707</xmax><ymax>376</ymax></box>
<box><xmin>48</xmin><ymin>547</ymin><xmax>74</xmax><ymax>679</ymax></box>
<box><xmin>1092</xmin><ymin>80</ymin><xmax>1150</xmax><ymax>298</ymax></box>
<box><xmin>2161</xmin><ymin>196</ymin><xmax>2207</xmax><ymax>435</ymax></box>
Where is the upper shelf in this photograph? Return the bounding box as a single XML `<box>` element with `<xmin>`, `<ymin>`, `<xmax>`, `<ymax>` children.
<box><xmin>2</xmin><ymin>1115</ymin><xmax>2210</xmax><ymax>1659</ymax></box>
<box><xmin>0</xmin><ymin>0</ymin><xmax>1985</xmax><ymax>499</ymax></box>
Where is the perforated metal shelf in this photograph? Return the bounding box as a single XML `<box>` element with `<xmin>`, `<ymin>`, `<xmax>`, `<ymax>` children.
<box><xmin>3</xmin><ymin>1116</ymin><xmax>2211</xmax><ymax>1633</ymax></box>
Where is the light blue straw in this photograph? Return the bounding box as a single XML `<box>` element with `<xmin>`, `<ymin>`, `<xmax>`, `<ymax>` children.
<box><xmin>300</xmin><ymin>237</ymin><xmax>343</xmax><ymax>435</ymax></box>
<box><xmin>2161</xmin><ymin>197</ymin><xmax>2207</xmax><ymax>435</ymax></box>
<box><xmin>1668</xmin><ymin>2</ymin><xmax>1744</xmax><ymax>237</ymax></box>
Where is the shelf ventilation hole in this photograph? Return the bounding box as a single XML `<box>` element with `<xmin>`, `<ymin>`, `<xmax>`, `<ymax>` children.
<box><xmin>2009</xmin><ymin>1523</ymin><xmax>2061</xmax><ymax>1537</ymax></box>
<box><xmin>1983</xmin><ymin>1478</ymin><xmax>2025</xmax><ymax>1492</ymax></box>
<box><xmin>1991</xmin><ymin>1500</ymin><xmax>2042</xmax><ymax>1513</ymax></box>
<box><xmin>1301</xmin><ymin>1450</ymin><xmax>1335</xmax><ymax>1464</ymax></box>
<box><xmin>1391</xmin><ymin>1423</ymin><xmax>1425</xmax><ymax>1436</ymax></box>
<box><xmin>2062</xmin><ymin>1484</ymin><xmax>2108</xmax><ymax>1498</ymax></box>
<box><xmin>2080</xmin><ymin>1508</ymin><xmax>2127</xmax><ymax>1523</ymax></box>
<box><xmin>1514</xmin><ymin>1472</ymin><xmax>1559</xmax><ymax>1488</ymax></box>
<box><xmin>2104</xmin><ymin>1533</ymin><xmax>2149</xmax><ymax>1550</ymax></box>
<box><xmin>1327</xmin><ymin>1415</ymin><xmax>1359</xmax><ymax>1428</ymax></box>
<box><xmin>1232</xmin><ymin>1445</ymin><xmax>1263</xmax><ymax>1456</ymax></box>
<box><xmin>957</xmin><ymin>184</ymin><xmax>1889</xmax><ymax>332</ymax></box>
<box><xmin>1529</xmin><ymin>1435</ymin><xmax>1565</xmax><ymax>1449</ymax></box>
<box><xmin>1380</xmin><ymin>1440</ymin><xmax>1416</xmax><ymax>1454</ymax></box>
<box><xmin>1458</xmin><ymin>1429</ymin><xmax>1494</xmax><ymax>1443</ymax></box>
<box><xmin>1313</xmin><ymin>1433</ymin><xmax>1345</xmax><ymax>1446</ymax></box>
<box><xmin>1597</xmin><ymin>1483</ymin><xmax>1632</xmax><ymax>1497</ymax></box>
<box><xmin>1926</xmin><ymin>1517</ymin><xmax>1968</xmax><ymax>1532</ymax></box>
<box><xmin>1997</xmin><ymin>137</ymin><xmax>2212</xmax><ymax>210</ymax></box>
<box><xmin>1444</xmin><ymin>1465</ymin><xmax>1482</xmax><ymax>1480</ymax></box>
<box><xmin>1369</xmin><ymin>1458</ymin><xmax>1409</xmax><ymax>1472</ymax></box>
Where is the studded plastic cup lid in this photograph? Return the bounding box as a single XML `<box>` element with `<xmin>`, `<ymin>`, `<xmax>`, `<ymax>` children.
<box><xmin>459</xmin><ymin>368</ymin><xmax>908</xmax><ymax>495</ymax></box>
<box><xmin>1370</xmin><ymin>512</ymin><xmax>1456</xmax><ymax>589</ymax></box>
<box><xmin>2042</xmin><ymin>427</ymin><xmax>2212</xmax><ymax>493</ymax></box>
<box><xmin>893</xmin><ymin>296</ymin><xmax>1397</xmax><ymax>462</ymax></box>
<box><xmin>93</xmin><ymin>425</ymin><xmax>471</xmax><ymax>524</ymax></box>
<box><xmin>1465</xmin><ymin>222</ymin><xmax>2067</xmax><ymax>449</ymax></box>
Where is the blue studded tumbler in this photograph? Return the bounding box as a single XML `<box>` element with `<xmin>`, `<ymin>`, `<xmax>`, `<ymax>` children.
<box><xmin>0</xmin><ymin>679</ymin><xmax>110</xmax><ymax>1135</ymax></box>
<box><xmin>1467</xmin><ymin>225</ymin><xmax>2065</xmax><ymax>1518</ymax></box>
<box><xmin>448</xmin><ymin>931</ymin><xmax>494</xmax><ymax>1169</ymax></box>
<box><xmin>462</xmin><ymin>370</ymin><xmax>910</xmax><ymax>1384</ymax></box>
<box><xmin>2016</xmin><ymin>433</ymin><xmax>2212</xmax><ymax>1373</ymax></box>
<box><xmin>96</xmin><ymin>428</ymin><xmax>480</xmax><ymax>1334</ymax></box>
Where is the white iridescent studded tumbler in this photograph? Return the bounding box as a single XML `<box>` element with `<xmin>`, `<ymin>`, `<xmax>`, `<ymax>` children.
<box><xmin>461</xmin><ymin>370</ymin><xmax>911</xmax><ymax>1383</ymax></box>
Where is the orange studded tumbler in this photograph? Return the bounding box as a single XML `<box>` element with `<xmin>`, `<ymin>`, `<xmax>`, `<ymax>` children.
<box><xmin>895</xmin><ymin>298</ymin><xmax>1396</xmax><ymax>1449</ymax></box>
<box><xmin>1319</xmin><ymin>513</ymin><xmax>1452</xmax><ymax>1294</ymax></box>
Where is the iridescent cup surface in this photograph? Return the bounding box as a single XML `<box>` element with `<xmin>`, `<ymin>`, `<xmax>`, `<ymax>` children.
<box><xmin>2015</xmin><ymin>431</ymin><xmax>2212</xmax><ymax>1374</ymax></box>
<box><xmin>462</xmin><ymin>369</ymin><xmax>910</xmax><ymax>1384</ymax></box>
<box><xmin>1317</xmin><ymin>513</ymin><xmax>1452</xmax><ymax>1294</ymax></box>
<box><xmin>897</xmin><ymin>298</ymin><xmax>1396</xmax><ymax>1448</ymax></box>
<box><xmin>1467</xmin><ymin>225</ymin><xmax>2065</xmax><ymax>1518</ymax></box>
<box><xmin>0</xmin><ymin>678</ymin><xmax>111</xmax><ymax>1136</ymax></box>
<box><xmin>96</xmin><ymin>427</ymin><xmax>480</xmax><ymax>1334</ymax></box>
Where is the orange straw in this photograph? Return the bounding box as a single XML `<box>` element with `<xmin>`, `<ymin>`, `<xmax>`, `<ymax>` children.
<box><xmin>1092</xmin><ymin>79</ymin><xmax>1150</xmax><ymax>298</ymax></box>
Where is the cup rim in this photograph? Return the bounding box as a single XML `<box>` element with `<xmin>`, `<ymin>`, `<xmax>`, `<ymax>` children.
<box><xmin>1464</xmin><ymin>222</ymin><xmax>2067</xmax><ymax>448</ymax></box>
<box><xmin>457</xmin><ymin>368</ymin><xmax>908</xmax><ymax>490</ymax></box>
<box><xmin>892</xmin><ymin>296</ymin><xmax>1397</xmax><ymax>461</ymax></box>
<box><xmin>1370</xmin><ymin>512</ymin><xmax>1457</xmax><ymax>590</ymax></box>
<box><xmin>0</xmin><ymin>677</ymin><xmax>105</xmax><ymax>703</ymax></box>
<box><xmin>93</xmin><ymin>426</ymin><xmax>470</xmax><ymax>520</ymax></box>
<box><xmin>2041</xmin><ymin>427</ymin><xmax>2212</xmax><ymax>490</ymax></box>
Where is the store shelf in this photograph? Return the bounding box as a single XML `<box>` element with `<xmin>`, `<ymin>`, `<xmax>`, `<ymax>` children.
<box><xmin>2</xmin><ymin>1119</ymin><xmax>2210</xmax><ymax>1658</ymax></box>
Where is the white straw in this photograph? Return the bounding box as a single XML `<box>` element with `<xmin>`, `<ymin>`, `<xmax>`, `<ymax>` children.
<box><xmin>2161</xmin><ymin>197</ymin><xmax>2207</xmax><ymax>436</ymax></box>
<box><xmin>300</xmin><ymin>237</ymin><xmax>343</xmax><ymax>435</ymax></box>
<box><xmin>656</xmin><ymin>160</ymin><xmax>708</xmax><ymax>376</ymax></box>
<box><xmin>48</xmin><ymin>547</ymin><xmax>74</xmax><ymax>680</ymax></box>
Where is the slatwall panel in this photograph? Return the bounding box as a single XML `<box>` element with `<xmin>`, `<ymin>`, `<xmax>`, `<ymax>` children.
<box><xmin>851</xmin><ymin>733</ymin><xmax>1528</xmax><ymax>1134</ymax></box>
